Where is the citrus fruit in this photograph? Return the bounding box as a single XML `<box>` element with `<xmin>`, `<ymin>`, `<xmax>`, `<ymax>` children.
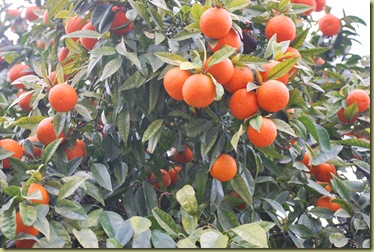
<box><xmin>65</xmin><ymin>15</ymin><xmax>87</xmax><ymax>42</ymax></box>
<box><xmin>163</xmin><ymin>67</ymin><xmax>191</xmax><ymax>100</ymax></box>
<box><xmin>210</xmin><ymin>154</ymin><xmax>237</xmax><ymax>182</ymax></box>
<box><xmin>318</xmin><ymin>14</ymin><xmax>341</xmax><ymax>36</ymax></box>
<box><xmin>169</xmin><ymin>166</ymin><xmax>182</xmax><ymax>186</ymax></box>
<box><xmin>36</xmin><ymin>117</ymin><xmax>65</xmax><ymax>146</ymax></box>
<box><xmin>77</xmin><ymin>139</ymin><xmax>87</xmax><ymax>157</ymax></box>
<box><xmin>317</xmin><ymin>181</ymin><xmax>332</xmax><ymax>192</ymax></box>
<box><xmin>182</xmin><ymin>74</ymin><xmax>216</xmax><ymax>108</ymax></box>
<box><xmin>229</xmin><ymin>89</ymin><xmax>259</xmax><ymax>120</ymax></box>
<box><xmin>316</xmin><ymin>196</ymin><xmax>340</xmax><ymax>212</ymax></box>
<box><xmin>7</xmin><ymin>9</ymin><xmax>19</xmax><ymax>17</ymax></box>
<box><xmin>150</xmin><ymin>169</ymin><xmax>171</xmax><ymax>189</ymax></box>
<box><xmin>15</xmin><ymin>211</ymin><xmax>39</xmax><ymax>249</ymax></box>
<box><xmin>337</xmin><ymin>107</ymin><xmax>358</xmax><ymax>124</ymax></box>
<box><xmin>208</xmin><ymin>29</ymin><xmax>242</xmax><ymax>52</ymax></box>
<box><xmin>224</xmin><ymin>65</ymin><xmax>254</xmax><ymax>93</ymax></box>
<box><xmin>58</xmin><ymin>47</ymin><xmax>70</xmax><ymax>63</ymax></box>
<box><xmin>174</xmin><ymin>144</ymin><xmax>193</xmax><ymax>164</ymax></box>
<box><xmin>291</xmin><ymin>0</ymin><xmax>316</xmax><ymax>16</ymax></box>
<box><xmin>110</xmin><ymin>6</ymin><xmax>134</xmax><ymax>35</ymax></box>
<box><xmin>346</xmin><ymin>89</ymin><xmax>370</xmax><ymax>113</ymax></box>
<box><xmin>257</xmin><ymin>80</ymin><xmax>289</xmax><ymax>112</ymax></box>
<box><xmin>199</xmin><ymin>7</ymin><xmax>232</xmax><ymax>39</ymax></box>
<box><xmin>247</xmin><ymin>117</ymin><xmax>277</xmax><ymax>148</ymax></box>
<box><xmin>8</xmin><ymin>64</ymin><xmax>34</xmax><ymax>89</ymax></box>
<box><xmin>315</xmin><ymin>0</ymin><xmax>326</xmax><ymax>12</ymax></box>
<box><xmin>27</xmin><ymin>183</ymin><xmax>50</xmax><ymax>205</ymax></box>
<box><xmin>301</xmin><ymin>152</ymin><xmax>311</xmax><ymax>169</ymax></box>
<box><xmin>64</xmin><ymin>141</ymin><xmax>84</xmax><ymax>161</ymax></box>
<box><xmin>311</xmin><ymin>162</ymin><xmax>336</xmax><ymax>182</ymax></box>
<box><xmin>22</xmin><ymin>136</ymin><xmax>42</xmax><ymax>158</ymax></box>
<box><xmin>258</xmin><ymin>61</ymin><xmax>289</xmax><ymax>84</ymax></box>
<box><xmin>25</xmin><ymin>6</ymin><xmax>40</xmax><ymax>21</ymax></box>
<box><xmin>203</xmin><ymin>57</ymin><xmax>234</xmax><ymax>85</ymax></box>
<box><xmin>17</xmin><ymin>91</ymin><xmax>33</xmax><ymax>112</ymax></box>
<box><xmin>265</xmin><ymin>15</ymin><xmax>296</xmax><ymax>43</ymax></box>
<box><xmin>80</xmin><ymin>22</ymin><xmax>98</xmax><ymax>50</ymax></box>
<box><xmin>0</xmin><ymin>139</ymin><xmax>23</xmax><ymax>169</ymax></box>
<box><xmin>48</xmin><ymin>83</ymin><xmax>78</xmax><ymax>112</ymax></box>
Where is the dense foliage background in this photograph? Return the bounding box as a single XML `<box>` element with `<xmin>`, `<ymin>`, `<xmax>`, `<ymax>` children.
<box><xmin>0</xmin><ymin>0</ymin><xmax>370</xmax><ymax>248</ymax></box>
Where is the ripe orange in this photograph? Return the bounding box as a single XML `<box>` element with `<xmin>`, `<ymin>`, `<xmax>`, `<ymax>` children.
<box><xmin>224</xmin><ymin>65</ymin><xmax>254</xmax><ymax>93</ymax></box>
<box><xmin>258</xmin><ymin>61</ymin><xmax>289</xmax><ymax>84</ymax></box>
<box><xmin>210</xmin><ymin>154</ymin><xmax>237</xmax><ymax>182</ymax></box>
<box><xmin>314</xmin><ymin>57</ymin><xmax>325</xmax><ymax>65</ymax></box>
<box><xmin>182</xmin><ymin>74</ymin><xmax>216</xmax><ymax>108</ymax></box>
<box><xmin>346</xmin><ymin>89</ymin><xmax>370</xmax><ymax>113</ymax></box>
<box><xmin>17</xmin><ymin>90</ymin><xmax>33</xmax><ymax>112</ymax></box>
<box><xmin>247</xmin><ymin>117</ymin><xmax>277</xmax><ymax>148</ymax></box>
<box><xmin>318</xmin><ymin>14</ymin><xmax>341</xmax><ymax>37</ymax></box>
<box><xmin>265</xmin><ymin>15</ymin><xmax>296</xmax><ymax>43</ymax></box>
<box><xmin>22</xmin><ymin>136</ymin><xmax>42</xmax><ymax>158</ymax></box>
<box><xmin>301</xmin><ymin>152</ymin><xmax>311</xmax><ymax>169</ymax></box>
<box><xmin>168</xmin><ymin>166</ymin><xmax>182</xmax><ymax>186</ymax></box>
<box><xmin>58</xmin><ymin>47</ymin><xmax>70</xmax><ymax>63</ymax></box>
<box><xmin>8</xmin><ymin>64</ymin><xmax>34</xmax><ymax>89</ymax></box>
<box><xmin>110</xmin><ymin>6</ymin><xmax>134</xmax><ymax>35</ymax></box>
<box><xmin>48</xmin><ymin>83</ymin><xmax>78</xmax><ymax>112</ymax></box>
<box><xmin>315</xmin><ymin>0</ymin><xmax>326</xmax><ymax>12</ymax></box>
<box><xmin>43</xmin><ymin>9</ymin><xmax>48</xmax><ymax>23</ymax></box>
<box><xmin>150</xmin><ymin>169</ymin><xmax>171</xmax><ymax>189</ymax></box>
<box><xmin>76</xmin><ymin>139</ymin><xmax>87</xmax><ymax>157</ymax></box>
<box><xmin>208</xmin><ymin>29</ymin><xmax>242</xmax><ymax>52</ymax></box>
<box><xmin>80</xmin><ymin>22</ymin><xmax>98</xmax><ymax>50</ymax></box>
<box><xmin>27</xmin><ymin>183</ymin><xmax>50</xmax><ymax>205</ymax></box>
<box><xmin>317</xmin><ymin>181</ymin><xmax>332</xmax><ymax>192</ymax></box>
<box><xmin>174</xmin><ymin>144</ymin><xmax>193</xmax><ymax>164</ymax></box>
<box><xmin>291</xmin><ymin>0</ymin><xmax>316</xmax><ymax>16</ymax></box>
<box><xmin>15</xmin><ymin>211</ymin><xmax>39</xmax><ymax>249</ymax></box>
<box><xmin>199</xmin><ymin>7</ymin><xmax>232</xmax><ymax>39</ymax></box>
<box><xmin>316</xmin><ymin>196</ymin><xmax>340</xmax><ymax>212</ymax></box>
<box><xmin>64</xmin><ymin>141</ymin><xmax>84</xmax><ymax>161</ymax></box>
<box><xmin>36</xmin><ymin>40</ymin><xmax>45</xmax><ymax>49</ymax></box>
<box><xmin>163</xmin><ymin>67</ymin><xmax>191</xmax><ymax>100</ymax></box>
<box><xmin>0</xmin><ymin>139</ymin><xmax>23</xmax><ymax>169</ymax></box>
<box><xmin>231</xmin><ymin>191</ymin><xmax>246</xmax><ymax>209</ymax></box>
<box><xmin>203</xmin><ymin>57</ymin><xmax>234</xmax><ymax>85</ymax></box>
<box><xmin>7</xmin><ymin>9</ymin><xmax>19</xmax><ymax>17</ymax></box>
<box><xmin>337</xmin><ymin>107</ymin><xmax>358</xmax><ymax>124</ymax></box>
<box><xmin>25</xmin><ymin>6</ymin><xmax>40</xmax><ymax>22</ymax></box>
<box><xmin>229</xmin><ymin>89</ymin><xmax>259</xmax><ymax>120</ymax></box>
<box><xmin>65</xmin><ymin>15</ymin><xmax>87</xmax><ymax>42</ymax></box>
<box><xmin>311</xmin><ymin>162</ymin><xmax>336</xmax><ymax>182</ymax></box>
<box><xmin>36</xmin><ymin>117</ymin><xmax>65</xmax><ymax>146</ymax></box>
<box><xmin>257</xmin><ymin>80</ymin><xmax>289</xmax><ymax>112</ymax></box>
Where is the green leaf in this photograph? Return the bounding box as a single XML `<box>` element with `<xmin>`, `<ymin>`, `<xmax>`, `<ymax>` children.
<box><xmin>311</xmin><ymin>144</ymin><xmax>343</xmax><ymax>165</ymax></box>
<box><xmin>73</xmin><ymin>228</ymin><xmax>99</xmax><ymax>248</ymax></box>
<box><xmin>195</xmin><ymin>167</ymin><xmax>208</xmax><ymax>204</ymax></box>
<box><xmin>272</xmin><ymin>119</ymin><xmax>296</xmax><ymax>137</ymax></box>
<box><xmin>154</xmin><ymin>52</ymin><xmax>188</xmax><ymax>66</ymax></box>
<box><xmin>230</xmin><ymin>124</ymin><xmax>246</xmax><ymax>152</ymax></box>
<box><xmin>92</xmin><ymin>163</ymin><xmax>113</xmax><ymax>191</ymax></box>
<box><xmin>119</xmin><ymin>71</ymin><xmax>147</xmax><ymax>91</ymax></box>
<box><xmin>185</xmin><ymin>119</ymin><xmax>213</xmax><ymax>138</ymax></box>
<box><xmin>33</xmin><ymin>206</ymin><xmax>51</xmax><ymax>240</ymax></box>
<box><xmin>290</xmin><ymin>28</ymin><xmax>310</xmax><ymax>49</ymax></box>
<box><xmin>33</xmin><ymin>237</ymin><xmax>66</xmax><ymax>248</ymax></box>
<box><xmin>230</xmin><ymin>176</ymin><xmax>253</xmax><ymax>206</ymax></box>
<box><xmin>129</xmin><ymin>216</ymin><xmax>152</xmax><ymax>237</ymax></box>
<box><xmin>42</xmin><ymin>138</ymin><xmax>63</xmax><ymax>164</ymax></box>
<box><xmin>115</xmin><ymin>39</ymin><xmax>142</xmax><ymax>69</ymax></box>
<box><xmin>142</xmin><ymin>119</ymin><xmax>163</xmax><ymax>143</ymax></box>
<box><xmin>205</xmin><ymin>46</ymin><xmax>236</xmax><ymax>70</ymax></box>
<box><xmin>226</xmin><ymin>0</ymin><xmax>250</xmax><ymax>11</ymax></box>
<box><xmin>331</xmin><ymin>175</ymin><xmax>351</xmax><ymax>202</ymax></box>
<box><xmin>201</xmin><ymin>127</ymin><xmax>219</xmax><ymax>157</ymax></box>
<box><xmin>249</xmin><ymin>115</ymin><xmax>263</xmax><ymax>132</ymax></box>
<box><xmin>180</xmin><ymin>207</ymin><xmax>198</xmax><ymax>235</ymax></box>
<box><xmin>299</xmin><ymin>115</ymin><xmax>331</xmax><ymax>152</ymax></box>
<box><xmin>200</xmin><ymin>230</ymin><xmax>228</xmax><ymax>248</ymax></box>
<box><xmin>231</xmin><ymin>223</ymin><xmax>269</xmax><ymax>248</ymax></box>
<box><xmin>298</xmin><ymin>47</ymin><xmax>330</xmax><ymax>57</ymax></box>
<box><xmin>238</xmin><ymin>55</ymin><xmax>268</xmax><ymax>64</ymax></box>
<box><xmin>85</xmin><ymin>182</ymin><xmax>105</xmax><ymax>206</ymax></box>
<box><xmin>308</xmin><ymin>207</ymin><xmax>334</xmax><ymax>218</ymax></box>
<box><xmin>217</xmin><ymin>206</ymin><xmax>240</xmax><ymax>231</ymax></box>
<box><xmin>176</xmin><ymin>185</ymin><xmax>198</xmax><ymax>216</ymax></box>
<box><xmin>267</xmin><ymin>57</ymin><xmax>298</xmax><ymax>80</ymax></box>
<box><xmin>114</xmin><ymin>162</ymin><xmax>128</xmax><ymax>185</ymax></box>
<box><xmin>106</xmin><ymin>238</ymin><xmax>123</xmax><ymax>248</ymax></box>
<box><xmin>63</xmin><ymin>30</ymin><xmax>102</xmax><ymax>39</ymax></box>
<box><xmin>289</xmin><ymin>224</ymin><xmax>313</xmax><ymax>238</ymax></box>
<box><xmin>117</xmin><ymin>107</ymin><xmax>131</xmax><ymax>145</ymax></box>
<box><xmin>89</xmin><ymin>46</ymin><xmax>116</xmax><ymax>56</ymax></box>
<box><xmin>45</xmin><ymin>0</ymin><xmax>69</xmax><ymax>20</ymax></box>
<box><xmin>58</xmin><ymin>175</ymin><xmax>89</xmax><ymax>201</ymax></box>
<box><xmin>151</xmin><ymin>231</ymin><xmax>176</xmax><ymax>248</ymax></box>
<box><xmin>176</xmin><ymin>238</ymin><xmax>196</xmax><ymax>248</ymax></box>
<box><xmin>55</xmin><ymin>199</ymin><xmax>88</xmax><ymax>220</ymax></box>
<box><xmin>287</xmin><ymin>89</ymin><xmax>307</xmax><ymax>108</ymax></box>
<box><xmin>99</xmin><ymin>211</ymin><xmax>134</xmax><ymax>245</ymax></box>
<box><xmin>12</xmin><ymin>116</ymin><xmax>44</xmax><ymax>129</ymax></box>
<box><xmin>305</xmin><ymin>179</ymin><xmax>333</xmax><ymax>197</ymax></box>
<box><xmin>151</xmin><ymin>208</ymin><xmax>181</xmax><ymax>238</ymax></box>
<box><xmin>101</xmin><ymin>58</ymin><xmax>123</xmax><ymax>81</ymax></box>
<box><xmin>262</xmin><ymin>198</ymin><xmax>286</xmax><ymax>217</ymax></box>
<box><xmin>0</xmin><ymin>208</ymin><xmax>16</xmax><ymax>240</ymax></box>
<box><xmin>190</xmin><ymin>3</ymin><xmax>209</xmax><ymax>22</ymax></box>
<box><xmin>19</xmin><ymin>202</ymin><xmax>37</xmax><ymax>226</ymax></box>
<box><xmin>335</xmin><ymin>138</ymin><xmax>370</xmax><ymax>149</ymax></box>
<box><xmin>3</xmin><ymin>185</ymin><xmax>21</xmax><ymax>197</ymax></box>
<box><xmin>329</xmin><ymin>233</ymin><xmax>349</xmax><ymax>248</ymax></box>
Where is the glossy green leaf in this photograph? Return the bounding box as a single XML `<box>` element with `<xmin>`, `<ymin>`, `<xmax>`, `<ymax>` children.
<box><xmin>176</xmin><ymin>185</ymin><xmax>198</xmax><ymax>216</ymax></box>
<box><xmin>73</xmin><ymin>228</ymin><xmax>99</xmax><ymax>248</ymax></box>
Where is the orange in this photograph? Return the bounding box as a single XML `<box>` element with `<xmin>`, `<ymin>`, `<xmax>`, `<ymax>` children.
<box><xmin>17</xmin><ymin>90</ymin><xmax>33</xmax><ymax>112</ymax></box>
<box><xmin>8</xmin><ymin>64</ymin><xmax>34</xmax><ymax>89</ymax></box>
<box><xmin>311</xmin><ymin>163</ymin><xmax>336</xmax><ymax>182</ymax></box>
<box><xmin>317</xmin><ymin>181</ymin><xmax>332</xmax><ymax>192</ymax></box>
<box><xmin>22</xmin><ymin>136</ymin><xmax>42</xmax><ymax>158</ymax></box>
<box><xmin>290</xmin><ymin>0</ymin><xmax>316</xmax><ymax>16</ymax></box>
<box><xmin>346</xmin><ymin>89</ymin><xmax>370</xmax><ymax>113</ymax></box>
<box><xmin>199</xmin><ymin>7</ymin><xmax>232</xmax><ymax>39</ymax></box>
<box><xmin>80</xmin><ymin>22</ymin><xmax>98</xmax><ymax>50</ymax></box>
<box><xmin>58</xmin><ymin>47</ymin><xmax>70</xmax><ymax>63</ymax></box>
<box><xmin>247</xmin><ymin>117</ymin><xmax>277</xmax><ymax>148</ymax></box>
<box><xmin>43</xmin><ymin>9</ymin><xmax>48</xmax><ymax>23</ymax></box>
<box><xmin>318</xmin><ymin>14</ymin><xmax>341</xmax><ymax>37</ymax></box>
<box><xmin>25</xmin><ymin>6</ymin><xmax>40</xmax><ymax>22</ymax></box>
<box><xmin>315</xmin><ymin>0</ymin><xmax>326</xmax><ymax>12</ymax></box>
<box><xmin>36</xmin><ymin>117</ymin><xmax>65</xmax><ymax>146</ymax></box>
<box><xmin>168</xmin><ymin>166</ymin><xmax>182</xmax><ymax>186</ymax></box>
<box><xmin>316</xmin><ymin>196</ymin><xmax>340</xmax><ymax>212</ymax></box>
<box><xmin>202</xmin><ymin>57</ymin><xmax>234</xmax><ymax>85</ymax></box>
<box><xmin>48</xmin><ymin>83</ymin><xmax>78</xmax><ymax>112</ymax></box>
<box><xmin>301</xmin><ymin>152</ymin><xmax>311</xmax><ymax>169</ymax></box>
<box><xmin>231</xmin><ymin>191</ymin><xmax>246</xmax><ymax>209</ymax></box>
<box><xmin>77</xmin><ymin>139</ymin><xmax>87</xmax><ymax>157</ymax></box>
<box><xmin>36</xmin><ymin>40</ymin><xmax>45</xmax><ymax>49</ymax></box>
<box><xmin>337</xmin><ymin>107</ymin><xmax>358</xmax><ymax>124</ymax></box>
<box><xmin>64</xmin><ymin>141</ymin><xmax>84</xmax><ymax>161</ymax></box>
<box><xmin>0</xmin><ymin>139</ymin><xmax>23</xmax><ymax>169</ymax></box>
<box><xmin>27</xmin><ymin>183</ymin><xmax>50</xmax><ymax>205</ymax></box>
<box><xmin>258</xmin><ymin>61</ymin><xmax>289</xmax><ymax>84</ymax></box>
<box><xmin>257</xmin><ymin>80</ymin><xmax>289</xmax><ymax>112</ymax></box>
<box><xmin>229</xmin><ymin>89</ymin><xmax>259</xmax><ymax>120</ymax></box>
<box><xmin>163</xmin><ymin>67</ymin><xmax>191</xmax><ymax>100</ymax></box>
<box><xmin>150</xmin><ymin>169</ymin><xmax>171</xmax><ymax>189</ymax></box>
<box><xmin>174</xmin><ymin>144</ymin><xmax>193</xmax><ymax>164</ymax></box>
<box><xmin>110</xmin><ymin>6</ymin><xmax>134</xmax><ymax>35</ymax></box>
<box><xmin>208</xmin><ymin>29</ymin><xmax>242</xmax><ymax>52</ymax></box>
<box><xmin>182</xmin><ymin>74</ymin><xmax>216</xmax><ymax>108</ymax></box>
<box><xmin>224</xmin><ymin>65</ymin><xmax>254</xmax><ymax>93</ymax></box>
<box><xmin>314</xmin><ymin>57</ymin><xmax>325</xmax><ymax>65</ymax></box>
<box><xmin>209</xmin><ymin>154</ymin><xmax>237</xmax><ymax>182</ymax></box>
<box><xmin>65</xmin><ymin>15</ymin><xmax>87</xmax><ymax>42</ymax></box>
<box><xmin>265</xmin><ymin>15</ymin><xmax>296</xmax><ymax>43</ymax></box>
<box><xmin>7</xmin><ymin>9</ymin><xmax>19</xmax><ymax>17</ymax></box>
<box><xmin>15</xmin><ymin>211</ymin><xmax>39</xmax><ymax>249</ymax></box>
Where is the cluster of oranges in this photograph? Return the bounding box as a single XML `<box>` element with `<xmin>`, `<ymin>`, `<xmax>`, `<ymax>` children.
<box><xmin>337</xmin><ymin>89</ymin><xmax>370</xmax><ymax>124</ymax></box>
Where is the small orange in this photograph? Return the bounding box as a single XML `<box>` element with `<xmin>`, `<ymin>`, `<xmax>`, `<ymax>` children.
<box><xmin>291</xmin><ymin>0</ymin><xmax>316</xmax><ymax>16</ymax></box>
<box><xmin>65</xmin><ymin>15</ymin><xmax>87</xmax><ymax>42</ymax></box>
<box><xmin>0</xmin><ymin>139</ymin><xmax>23</xmax><ymax>169</ymax></box>
<box><xmin>317</xmin><ymin>181</ymin><xmax>332</xmax><ymax>192</ymax></box>
<box><xmin>257</xmin><ymin>80</ymin><xmax>289</xmax><ymax>112</ymax></box>
<box><xmin>316</xmin><ymin>196</ymin><xmax>340</xmax><ymax>212</ymax></box>
<box><xmin>36</xmin><ymin>117</ymin><xmax>65</xmax><ymax>146</ymax></box>
<box><xmin>58</xmin><ymin>47</ymin><xmax>70</xmax><ymax>63</ymax></box>
<box><xmin>8</xmin><ymin>64</ymin><xmax>34</xmax><ymax>89</ymax></box>
<box><xmin>337</xmin><ymin>107</ymin><xmax>358</xmax><ymax>124</ymax></box>
<box><xmin>229</xmin><ymin>89</ymin><xmax>259</xmax><ymax>120</ymax></box>
<box><xmin>199</xmin><ymin>7</ymin><xmax>232</xmax><ymax>39</ymax></box>
<box><xmin>265</xmin><ymin>15</ymin><xmax>296</xmax><ymax>43</ymax></box>
<box><xmin>110</xmin><ymin>6</ymin><xmax>134</xmax><ymax>35</ymax></box>
<box><xmin>80</xmin><ymin>22</ymin><xmax>98</xmax><ymax>50</ymax></box>
<box><xmin>346</xmin><ymin>89</ymin><xmax>370</xmax><ymax>113</ymax></box>
<box><xmin>48</xmin><ymin>83</ymin><xmax>78</xmax><ymax>112</ymax></box>
<box><xmin>43</xmin><ymin>9</ymin><xmax>48</xmax><ymax>23</ymax></box>
<box><xmin>208</xmin><ymin>29</ymin><xmax>242</xmax><ymax>52</ymax></box>
<box><xmin>311</xmin><ymin>163</ymin><xmax>336</xmax><ymax>182</ymax></box>
<box><xmin>27</xmin><ymin>183</ymin><xmax>50</xmax><ymax>205</ymax></box>
<box><xmin>247</xmin><ymin>117</ymin><xmax>277</xmax><ymax>148</ymax></box>
<box><xmin>25</xmin><ymin>6</ymin><xmax>40</xmax><ymax>21</ymax></box>
<box><xmin>22</xmin><ymin>136</ymin><xmax>42</xmax><ymax>158</ymax></box>
<box><xmin>64</xmin><ymin>141</ymin><xmax>84</xmax><ymax>161</ymax></box>
<box><xmin>224</xmin><ymin>66</ymin><xmax>254</xmax><ymax>93</ymax></box>
<box><xmin>210</xmin><ymin>154</ymin><xmax>237</xmax><ymax>182</ymax></box>
<box><xmin>203</xmin><ymin>57</ymin><xmax>234</xmax><ymax>85</ymax></box>
<box><xmin>258</xmin><ymin>61</ymin><xmax>289</xmax><ymax>84</ymax></box>
<box><xmin>76</xmin><ymin>139</ymin><xmax>87</xmax><ymax>157</ymax></box>
<box><xmin>168</xmin><ymin>166</ymin><xmax>182</xmax><ymax>186</ymax></box>
<box><xmin>182</xmin><ymin>74</ymin><xmax>216</xmax><ymax>108</ymax></box>
<box><xmin>301</xmin><ymin>152</ymin><xmax>311</xmax><ymax>169</ymax></box>
<box><xmin>163</xmin><ymin>67</ymin><xmax>191</xmax><ymax>100</ymax></box>
<box><xmin>17</xmin><ymin>91</ymin><xmax>33</xmax><ymax>112</ymax></box>
<box><xmin>15</xmin><ymin>211</ymin><xmax>39</xmax><ymax>248</ymax></box>
<box><xmin>315</xmin><ymin>0</ymin><xmax>326</xmax><ymax>12</ymax></box>
<box><xmin>150</xmin><ymin>169</ymin><xmax>171</xmax><ymax>189</ymax></box>
<box><xmin>7</xmin><ymin>9</ymin><xmax>19</xmax><ymax>17</ymax></box>
<box><xmin>174</xmin><ymin>144</ymin><xmax>193</xmax><ymax>164</ymax></box>
<box><xmin>36</xmin><ymin>40</ymin><xmax>45</xmax><ymax>49</ymax></box>
<box><xmin>318</xmin><ymin>14</ymin><xmax>341</xmax><ymax>37</ymax></box>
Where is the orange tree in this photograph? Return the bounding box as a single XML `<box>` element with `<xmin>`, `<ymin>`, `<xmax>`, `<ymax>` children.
<box><xmin>0</xmin><ymin>0</ymin><xmax>370</xmax><ymax>248</ymax></box>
